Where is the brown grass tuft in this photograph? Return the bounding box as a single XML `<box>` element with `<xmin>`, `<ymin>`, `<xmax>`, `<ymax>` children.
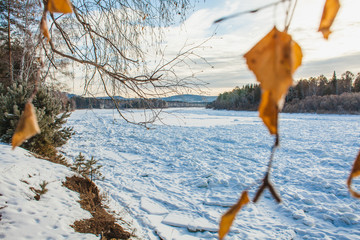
<box><xmin>63</xmin><ymin>176</ymin><xmax>131</xmax><ymax>239</ymax></box>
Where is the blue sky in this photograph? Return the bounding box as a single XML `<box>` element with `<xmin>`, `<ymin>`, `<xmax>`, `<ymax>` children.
<box><xmin>158</xmin><ymin>0</ymin><xmax>360</xmax><ymax>96</ymax></box>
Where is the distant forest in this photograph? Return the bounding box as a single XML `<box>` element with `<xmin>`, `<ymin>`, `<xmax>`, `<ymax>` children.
<box><xmin>70</xmin><ymin>97</ymin><xmax>208</xmax><ymax>109</ymax></box>
<box><xmin>207</xmin><ymin>71</ymin><xmax>360</xmax><ymax>114</ymax></box>
<box><xmin>71</xmin><ymin>97</ymin><xmax>168</xmax><ymax>109</ymax></box>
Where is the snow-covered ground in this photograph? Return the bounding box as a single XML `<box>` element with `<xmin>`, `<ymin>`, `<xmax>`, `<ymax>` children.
<box><xmin>0</xmin><ymin>141</ymin><xmax>140</xmax><ymax>240</ymax></box>
<box><xmin>0</xmin><ymin>143</ymin><xmax>96</xmax><ymax>239</ymax></box>
<box><xmin>1</xmin><ymin>108</ymin><xmax>359</xmax><ymax>240</ymax></box>
<box><xmin>56</xmin><ymin>108</ymin><xmax>359</xmax><ymax>240</ymax></box>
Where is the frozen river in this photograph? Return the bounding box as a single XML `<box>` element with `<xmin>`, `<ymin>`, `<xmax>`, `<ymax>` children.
<box><xmin>62</xmin><ymin>108</ymin><xmax>360</xmax><ymax>240</ymax></box>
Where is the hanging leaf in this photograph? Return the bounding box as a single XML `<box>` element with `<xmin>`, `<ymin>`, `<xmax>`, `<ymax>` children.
<box><xmin>318</xmin><ymin>0</ymin><xmax>340</xmax><ymax>40</ymax></box>
<box><xmin>244</xmin><ymin>27</ymin><xmax>302</xmax><ymax>135</ymax></box>
<box><xmin>12</xmin><ymin>102</ymin><xmax>41</xmax><ymax>149</ymax></box>
<box><xmin>40</xmin><ymin>16</ymin><xmax>51</xmax><ymax>42</ymax></box>
<box><xmin>47</xmin><ymin>0</ymin><xmax>73</xmax><ymax>14</ymax></box>
<box><xmin>347</xmin><ymin>150</ymin><xmax>360</xmax><ymax>198</ymax></box>
<box><xmin>219</xmin><ymin>191</ymin><xmax>250</xmax><ymax>240</ymax></box>
<box><xmin>258</xmin><ymin>90</ymin><xmax>278</xmax><ymax>135</ymax></box>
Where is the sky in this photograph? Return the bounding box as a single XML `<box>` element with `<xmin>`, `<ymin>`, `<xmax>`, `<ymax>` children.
<box><xmin>155</xmin><ymin>0</ymin><xmax>360</xmax><ymax>96</ymax></box>
<box><xmin>63</xmin><ymin>0</ymin><xmax>360</xmax><ymax>97</ymax></box>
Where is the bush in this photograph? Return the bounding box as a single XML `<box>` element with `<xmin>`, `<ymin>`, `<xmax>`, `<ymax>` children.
<box><xmin>0</xmin><ymin>81</ymin><xmax>74</xmax><ymax>164</ymax></box>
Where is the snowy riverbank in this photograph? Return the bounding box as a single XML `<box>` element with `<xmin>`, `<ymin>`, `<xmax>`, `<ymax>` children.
<box><xmin>0</xmin><ymin>143</ymin><xmax>96</xmax><ymax>239</ymax></box>
<box><xmin>0</xmin><ymin>143</ymin><xmax>141</xmax><ymax>240</ymax></box>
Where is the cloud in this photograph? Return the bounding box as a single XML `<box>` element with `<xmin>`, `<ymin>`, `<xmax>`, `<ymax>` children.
<box><xmin>157</xmin><ymin>0</ymin><xmax>360</xmax><ymax>96</ymax></box>
<box><xmin>296</xmin><ymin>52</ymin><xmax>360</xmax><ymax>79</ymax></box>
<box><xmin>62</xmin><ymin>0</ymin><xmax>360</xmax><ymax>97</ymax></box>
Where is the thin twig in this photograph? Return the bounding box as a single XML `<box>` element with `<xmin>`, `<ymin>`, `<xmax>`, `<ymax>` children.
<box><xmin>285</xmin><ymin>0</ymin><xmax>298</xmax><ymax>32</ymax></box>
<box><xmin>214</xmin><ymin>0</ymin><xmax>290</xmax><ymax>24</ymax></box>
<box><xmin>253</xmin><ymin>136</ymin><xmax>281</xmax><ymax>203</ymax></box>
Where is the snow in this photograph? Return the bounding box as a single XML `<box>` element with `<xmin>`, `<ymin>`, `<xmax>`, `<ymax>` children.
<box><xmin>0</xmin><ymin>142</ymin><xmax>141</xmax><ymax>240</ymax></box>
<box><xmin>1</xmin><ymin>108</ymin><xmax>360</xmax><ymax>239</ymax></box>
<box><xmin>141</xmin><ymin>197</ymin><xmax>169</xmax><ymax>215</ymax></box>
<box><xmin>0</xmin><ymin>144</ymin><xmax>95</xmax><ymax>239</ymax></box>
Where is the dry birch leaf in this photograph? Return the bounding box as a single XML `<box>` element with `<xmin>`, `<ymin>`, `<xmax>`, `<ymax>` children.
<box><xmin>318</xmin><ymin>0</ymin><xmax>340</xmax><ymax>39</ymax></box>
<box><xmin>47</xmin><ymin>0</ymin><xmax>73</xmax><ymax>14</ymax></box>
<box><xmin>258</xmin><ymin>90</ymin><xmax>278</xmax><ymax>135</ymax></box>
<box><xmin>347</xmin><ymin>150</ymin><xmax>360</xmax><ymax>198</ymax></box>
<box><xmin>40</xmin><ymin>16</ymin><xmax>51</xmax><ymax>42</ymax></box>
<box><xmin>244</xmin><ymin>27</ymin><xmax>302</xmax><ymax>135</ymax></box>
<box><xmin>219</xmin><ymin>191</ymin><xmax>250</xmax><ymax>240</ymax></box>
<box><xmin>12</xmin><ymin>102</ymin><xmax>41</xmax><ymax>149</ymax></box>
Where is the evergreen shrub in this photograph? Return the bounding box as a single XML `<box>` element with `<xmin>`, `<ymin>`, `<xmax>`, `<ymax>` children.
<box><xmin>0</xmin><ymin>81</ymin><xmax>74</xmax><ymax>165</ymax></box>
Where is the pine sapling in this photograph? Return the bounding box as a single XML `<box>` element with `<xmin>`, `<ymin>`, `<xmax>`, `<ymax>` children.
<box><xmin>71</xmin><ymin>153</ymin><xmax>104</xmax><ymax>182</ymax></box>
<box><xmin>84</xmin><ymin>156</ymin><xmax>104</xmax><ymax>182</ymax></box>
<box><xmin>71</xmin><ymin>152</ymin><xmax>86</xmax><ymax>176</ymax></box>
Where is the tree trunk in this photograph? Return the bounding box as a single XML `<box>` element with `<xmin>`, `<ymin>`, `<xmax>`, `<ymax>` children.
<box><xmin>7</xmin><ymin>0</ymin><xmax>13</xmax><ymax>83</ymax></box>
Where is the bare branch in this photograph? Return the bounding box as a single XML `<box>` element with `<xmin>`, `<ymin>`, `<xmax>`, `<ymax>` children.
<box><xmin>214</xmin><ymin>0</ymin><xmax>290</xmax><ymax>24</ymax></box>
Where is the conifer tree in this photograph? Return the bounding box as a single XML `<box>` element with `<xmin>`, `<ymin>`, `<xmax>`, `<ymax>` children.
<box><xmin>71</xmin><ymin>152</ymin><xmax>86</xmax><ymax>175</ymax></box>
<box><xmin>331</xmin><ymin>71</ymin><xmax>338</xmax><ymax>95</ymax></box>
<box><xmin>0</xmin><ymin>81</ymin><xmax>74</xmax><ymax>164</ymax></box>
<box><xmin>84</xmin><ymin>156</ymin><xmax>104</xmax><ymax>182</ymax></box>
<box><xmin>354</xmin><ymin>74</ymin><xmax>360</xmax><ymax>93</ymax></box>
<box><xmin>71</xmin><ymin>153</ymin><xmax>104</xmax><ymax>182</ymax></box>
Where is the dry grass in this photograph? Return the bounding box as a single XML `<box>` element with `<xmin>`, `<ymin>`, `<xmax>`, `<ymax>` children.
<box><xmin>29</xmin><ymin>150</ymin><xmax>70</xmax><ymax>167</ymax></box>
<box><xmin>63</xmin><ymin>176</ymin><xmax>131</xmax><ymax>239</ymax></box>
<box><xmin>29</xmin><ymin>181</ymin><xmax>49</xmax><ymax>201</ymax></box>
<box><xmin>0</xmin><ymin>193</ymin><xmax>4</xmax><ymax>222</ymax></box>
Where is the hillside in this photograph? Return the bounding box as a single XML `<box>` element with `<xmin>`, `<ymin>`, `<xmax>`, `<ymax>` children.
<box><xmin>0</xmin><ymin>143</ymin><xmax>142</xmax><ymax>239</ymax></box>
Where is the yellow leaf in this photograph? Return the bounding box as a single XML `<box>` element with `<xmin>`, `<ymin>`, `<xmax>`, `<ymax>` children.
<box><xmin>12</xmin><ymin>102</ymin><xmax>41</xmax><ymax>149</ymax></box>
<box><xmin>47</xmin><ymin>0</ymin><xmax>73</xmax><ymax>14</ymax></box>
<box><xmin>244</xmin><ymin>27</ymin><xmax>302</xmax><ymax>135</ymax></box>
<box><xmin>347</xmin><ymin>150</ymin><xmax>360</xmax><ymax>198</ymax></box>
<box><xmin>40</xmin><ymin>16</ymin><xmax>51</xmax><ymax>42</ymax></box>
<box><xmin>318</xmin><ymin>0</ymin><xmax>340</xmax><ymax>40</ymax></box>
<box><xmin>258</xmin><ymin>90</ymin><xmax>278</xmax><ymax>135</ymax></box>
<box><xmin>219</xmin><ymin>191</ymin><xmax>250</xmax><ymax>240</ymax></box>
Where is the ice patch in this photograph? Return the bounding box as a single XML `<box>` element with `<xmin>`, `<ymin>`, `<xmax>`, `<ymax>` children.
<box><xmin>188</xmin><ymin>217</ymin><xmax>218</xmax><ymax>232</ymax></box>
<box><xmin>161</xmin><ymin>212</ymin><xmax>218</xmax><ymax>233</ymax></box>
<box><xmin>146</xmin><ymin>215</ymin><xmax>215</xmax><ymax>240</ymax></box>
<box><xmin>204</xmin><ymin>195</ymin><xmax>237</xmax><ymax>207</ymax></box>
<box><xmin>140</xmin><ymin>197</ymin><xmax>168</xmax><ymax>215</ymax></box>
<box><xmin>162</xmin><ymin>212</ymin><xmax>192</xmax><ymax>228</ymax></box>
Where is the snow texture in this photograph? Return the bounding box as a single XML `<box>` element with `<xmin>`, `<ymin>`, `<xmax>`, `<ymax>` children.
<box><xmin>0</xmin><ymin>143</ymin><xmax>141</xmax><ymax>239</ymax></box>
<box><xmin>0</xmin><ymin>144</ymin><xmax>95</xmax><ymax>239</ymax></box>
<box><xmin>1</xmin><ymin>108</ymin><xmax>360</xmax><ymax>240</ymax></box>
<box><xmin>59</xmin><ymin>108</ymin><xmax>360</xmax><ymax>240</ymax></box>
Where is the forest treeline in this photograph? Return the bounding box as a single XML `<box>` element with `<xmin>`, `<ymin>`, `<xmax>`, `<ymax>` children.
<box><xmin>70</xmin><ymin>96</ymin><xmax>209</xmax><ymax>109</ymax></box>
<box><xmin>71</xmin><ymin>96</ymin><xmax>168</xmax><ymax>109</ymax></box>
<box><xmin>207</xmin><ymin>71</ymin><xmax>360</xmax><ymax>114</ymax></box>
